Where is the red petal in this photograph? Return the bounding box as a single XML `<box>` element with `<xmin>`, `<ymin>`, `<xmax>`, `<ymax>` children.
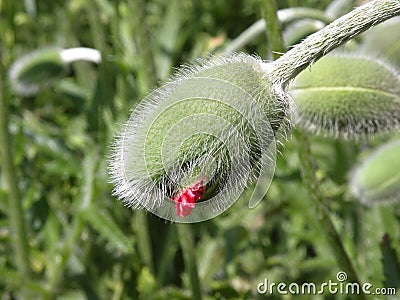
<box><xmin>175</xmin><ymin>200</ymin><xmax>195</xmax><ymax>217</ymax></box>
<box><xmin>172</xmin><ymin>180</ymin><xmax>205</xmax><ymax>217</ymax></box>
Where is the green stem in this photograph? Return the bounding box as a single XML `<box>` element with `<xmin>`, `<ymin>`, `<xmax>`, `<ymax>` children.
<box><xmin>260</xmin><ymin>0</ymin><xmax>285</xmax><ymax>60</ymax></box>
<box><xmin>0</xmin><ymin>71</ymin><xmax>31</xmax><ymax>284</ymax></box>
<box><xmin>177</xmin><ymin>224</ymin><xmax>202</xmax><ymax>300</ymax></box>
<box><xmin>294</xmin><ymin>130</ymin><xmax>367</xmax><ymax>300</ymax></box>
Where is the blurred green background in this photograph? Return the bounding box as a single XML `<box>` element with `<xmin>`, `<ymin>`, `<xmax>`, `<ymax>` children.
<box><xmin>1</xmin><ymin>0</ymin><xmax>400</xmax><ymax>299</ymax></box>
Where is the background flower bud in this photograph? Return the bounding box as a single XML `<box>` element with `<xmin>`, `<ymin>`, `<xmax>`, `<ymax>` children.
<box><xmin>350</xmin><ymin>139</ymin><xmax>400</xmax><ymax>204</ymax></box>
<box><xmin>290</xmin><ymin>54</ymin><xmax>400</xmax><ymax>139</ymax></box>
<box><xmin>9</xmin><ymin>48</ymin><xmax>66</xmax><ymax>96</ymax></box>
<box><xmin>9</xmin><ymin>47</ymin><xmax>101</xmax><ymax>96</ymax></box>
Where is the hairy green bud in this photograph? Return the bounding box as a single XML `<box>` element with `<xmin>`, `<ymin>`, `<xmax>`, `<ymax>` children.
<box><xmin>290</xmin><ymin>55</ymin><xmax>400</xmax><ymax>139</ymax></box>
<box><xmin>110</xmin><ymin>54</ymin><xmax>282</xmax><ymax>222</ymax></box>
<box><xmin>351</xmin><ymin>139</ymin><xmax>400</xmax><ymax>204</ymax></box>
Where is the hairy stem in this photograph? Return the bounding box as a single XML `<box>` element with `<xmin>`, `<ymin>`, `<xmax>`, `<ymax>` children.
<box><xmin>294</xmin><ymin>130</ymin><xmax>367</xmax><ymax>300</ymax></box>
<box><xmin>0</xmin><ymin>71</ymin><xmax>31</xmax><ymax>286</ymax></box>
<box><xmin>269</xmin><ymin>0</ymin><xmax>400</xmax><ymax>85</ymax></box>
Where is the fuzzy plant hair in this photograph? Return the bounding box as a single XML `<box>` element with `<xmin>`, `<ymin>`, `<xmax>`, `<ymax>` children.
<box><xmin>110</xmin><ymin>54</ymin><xmax>280</xmax><ymax>222</ymax></box>
<box><xmin>110</xmin><ymin>0</ymin><xmax>400</xmax><ymax>222</ymax></box>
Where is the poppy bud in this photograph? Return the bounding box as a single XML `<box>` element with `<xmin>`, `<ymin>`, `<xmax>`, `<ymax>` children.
<box><xmin>351</xmin><ymin>140</ymin><xmax>400</xmax><ymax>204</ymax></box>
<box><xmin>9</xmin><ymin>47</ymin><xmax>101</xmax><ymax>96</ymax></box>
<box><xmin>109</xmin><ymin>54</ymin><xmax>285</xmax><ymax>222</ymax></box>
<box><xmin>290</xmin><ymin>55</ymin><xmax>400</xmax><ymax>139</ymax></box>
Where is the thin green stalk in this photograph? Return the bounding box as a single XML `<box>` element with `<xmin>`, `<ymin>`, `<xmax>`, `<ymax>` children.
<box><xmin>177</xmin><ymin>224</ymin><xmax>202</xmax><ymax>300</ymax></box>
<box><xmin>0</xmin><ymin>73</ymin><xmax>31</xmax><ymax>283</ymax></box>
<box><xmin>294</xmin><ymin>130</ymin><xmax>367</xmax><ymax>300</ymax></box>
<box><xmin>260</xmin><ymin>0</ymin><xmax>284</xmax><ymax>60</ymax></box>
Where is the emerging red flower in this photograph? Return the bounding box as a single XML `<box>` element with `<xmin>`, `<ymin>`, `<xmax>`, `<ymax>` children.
<box><xmin>172</xmin><ymin>180</ymin><xmax>205</xmax><ymax>217</ymax></box>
